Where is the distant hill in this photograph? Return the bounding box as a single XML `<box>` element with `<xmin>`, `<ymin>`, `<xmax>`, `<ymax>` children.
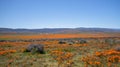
<box><xmin>0</xmin><ymin>28</ymin><xmax>120</xmax><ymax>34</ymax></box>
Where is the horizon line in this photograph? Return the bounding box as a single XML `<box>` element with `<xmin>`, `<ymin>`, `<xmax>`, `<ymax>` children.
<box><xmin>0</xmin><ymin>27</ymin><xmax>120</xmax><ymax>29</ymax></box>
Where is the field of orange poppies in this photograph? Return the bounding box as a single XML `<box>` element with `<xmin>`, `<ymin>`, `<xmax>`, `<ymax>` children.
<box><xmin>0</xmin><ymin>33</ymin><xmax>120</xmax><ymax>67</ymax></box>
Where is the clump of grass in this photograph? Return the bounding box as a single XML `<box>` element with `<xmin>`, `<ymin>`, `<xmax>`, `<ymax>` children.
<box><xmin>1</xmin><ymin>44</ymin><xmax>13</xmax><ymax>47</ymax></box>
<box><xmin>62</xmin><ymin>48</ymin><xmax>76</xmax><ymax>52</ymax></box>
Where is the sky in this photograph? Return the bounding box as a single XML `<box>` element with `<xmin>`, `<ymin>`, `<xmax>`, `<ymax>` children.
<box><xmin>0</xmin><ymin>0</ymin><xmax>120</xmax><ymax>29</ymax></box>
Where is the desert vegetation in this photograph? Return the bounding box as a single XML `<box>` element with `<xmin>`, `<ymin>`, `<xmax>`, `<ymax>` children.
<box><xmin>0</xmin><ymin>34</ymin><xmax>120</xmax><ymax>67</ymax></box>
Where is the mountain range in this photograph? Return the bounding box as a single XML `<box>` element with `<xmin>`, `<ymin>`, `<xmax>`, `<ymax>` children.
<box><xmin>0</xmin><ymin>28</ymin><xmax>120</xmax><ymax>34</ymax></box>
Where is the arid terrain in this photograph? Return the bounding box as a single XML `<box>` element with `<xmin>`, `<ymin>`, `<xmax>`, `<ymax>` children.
<box><xmin>0</xmin><ymin>28</ymin><xmax>120</xmax><ymax>67</ymax></box>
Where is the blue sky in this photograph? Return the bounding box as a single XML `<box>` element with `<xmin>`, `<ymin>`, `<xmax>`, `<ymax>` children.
<box><xmin>0</xmin><ymin>0</ymin><xmax>120</xmax><ymax>29</ymax></box>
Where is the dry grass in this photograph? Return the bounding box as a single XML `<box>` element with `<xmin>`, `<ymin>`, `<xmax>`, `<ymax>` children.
<box><xmin>0</xmin><ymin>33</ymin><xmax>120</xmax><ymax>67</ymax></box>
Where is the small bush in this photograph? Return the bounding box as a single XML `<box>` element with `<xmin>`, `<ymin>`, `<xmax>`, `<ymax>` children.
<box><xmin>25</xmin><ymin>44</ymin><xmax>45</xmax><ymax>54</ymax></box>
<box><xmin>79</xmin><ymin>39</ymin><xmax>87</xmax><ymax>44</ymax></box>
<box><xmin>58</xmin><ymin>41</ymin><xmax>66</xmax><ymax>44</ymax></box>
<box><xmin>114</xmin><ymin>46</ymin><xmax>120</xmax><ymax>51</ymax></box>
